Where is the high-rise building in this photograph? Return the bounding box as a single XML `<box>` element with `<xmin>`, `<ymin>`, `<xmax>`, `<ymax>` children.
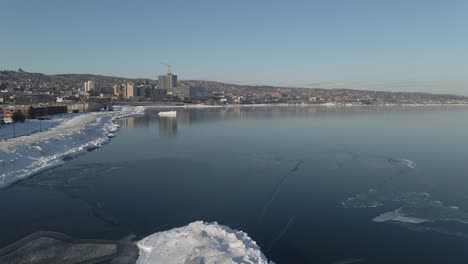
<box><xmin>136</xmin><ymin>84</ymin><xmax>152</xmax><ymax>97</ymax></box>
<box><xmin>158</xmin><ymin>73</ymin><xmax>177</xmax><ymax>95</ymax></box>
<box><xmin>113</xmin><ymin>84</ymin><xmax>124</xmax><ymax>97</ymax></box>
<box><xmin>83</xmin><ymin>81</ymin><xmax>95</xmax><ymax>92</ymax></box>
<box><xmin>124</xmin><ymin>83</ymin><xmax>136</xmax><ymax>98</ymax></box>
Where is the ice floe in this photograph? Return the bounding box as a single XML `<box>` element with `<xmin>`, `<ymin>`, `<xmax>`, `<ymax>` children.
<box><xmin>387</xmin><ymin>158</ymin><xmax>416</xmax><ymax>169</ymax></box>
<box><xmin>344</xmin><ymin>187</ymin><xmax>468</xmax><ymax>238</ymax></box>
<box><xmin>373</xmin><ymin>193</ymin><xmax>468</xmax><ymax>225</ymax></box>
<box><xmin>341</xmin><ymin>189</ymin><xmax>384</xmax><ymax>208</ymax></box>
<box><xmin>373</xmin><ymin>207</ymin><xmax>429</xmax><ymax>224</ymax></box>
<box><xmin>136</xmin><ymin>221</ymin><xmax>273</xmax><ymax>264</ymax></box>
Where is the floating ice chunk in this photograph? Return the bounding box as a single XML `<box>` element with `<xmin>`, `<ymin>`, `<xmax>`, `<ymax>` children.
<box><xmin>372</xmin><ymin>193</ymin><xmax>468</xmax><ymax>227</ymax></box>
<box><xmin>107</xmin><ymin>126</ymin><xmax>119</xmax><ymax>133</ymax></box>
<box><xmin>373</xmin><ymin>208</ymin><xmax>429</xmax><ymax>224</ymax></box>
<box><xmin>387</xmin><ymin>158</ymin><xmax>416</xmax><ymax>169</ymax></box>
<box><xmin>136</xmin><ymin>221</ymin><xmax>272</xmax><ymax>264</ymax></box>
<box><xmin>342</xmin><ymin>189</ymin><xmax>384</xmax><ymax>208</ymax></box>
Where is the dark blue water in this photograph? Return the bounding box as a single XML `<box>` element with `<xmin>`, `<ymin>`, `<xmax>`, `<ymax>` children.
<box><xmin>1</xmin><ymin>105</ymin><xmax>468</xmax><ymax>263</ymax></box>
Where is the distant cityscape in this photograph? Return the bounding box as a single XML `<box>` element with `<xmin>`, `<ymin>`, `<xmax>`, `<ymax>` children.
<box><xmin>1</xmin><ymin>68</ymin><xmax>467</xmax><ymax>122</ymax></box>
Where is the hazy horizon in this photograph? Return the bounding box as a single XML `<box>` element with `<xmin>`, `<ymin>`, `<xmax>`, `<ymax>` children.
<box><xmin>2</xmin><ymin>0</ymin><xmax>467</xmax><ymax>95</ymax></box>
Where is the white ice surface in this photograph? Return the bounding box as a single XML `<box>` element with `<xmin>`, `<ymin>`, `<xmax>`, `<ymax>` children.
<box><xmin>373</xmin><ymin>208</ymin><xmax>429</xmax><ymax>224</ymax></box>
<box><xmin>0</xmin><ymin>106</ymin><xmax>145</xmax><ymax>188</ymax></box>
<box><xmin>137</xmin><ymin>221</ymin><xmax>273</xmax><ymax>264</ymax></box>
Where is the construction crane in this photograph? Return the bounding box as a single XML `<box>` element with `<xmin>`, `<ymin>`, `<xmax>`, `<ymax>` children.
<box><xmin>161</xmin><ymin>63</ymin><xmax>172</xmax><ymax>75</ymax></box>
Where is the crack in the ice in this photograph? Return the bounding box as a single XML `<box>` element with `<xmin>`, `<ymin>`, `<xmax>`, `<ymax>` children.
<box><xmin>259</xmin><ymin>160</ymin><xmax>303</xmax><ymax>222</ymax></box>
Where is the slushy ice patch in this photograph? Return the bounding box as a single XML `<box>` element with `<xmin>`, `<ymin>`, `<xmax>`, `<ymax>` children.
<box><xmin>0</xmin><ymin>231</ymin><xmax>138</xmax><ymax>264</ymax></box>
<box><xmin>338</xmin><ymin>150</ymin><xmax>468</xmax><ymax>238</ymax></box>
<box><xmin>328</xmin><ymin>151</ymin><xmax>417</xmax><ymax>170</ymax></box>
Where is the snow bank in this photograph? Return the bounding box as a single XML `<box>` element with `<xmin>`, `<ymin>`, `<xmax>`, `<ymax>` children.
<box><xmin>136</xmin><ymin>221</ymin><xmax>273</xmax><ymax>264</ymax></box>
<box><xmin>0</xmin><ymin>106</ymin><xmax>144</xmax><ymax>188</ymax></box>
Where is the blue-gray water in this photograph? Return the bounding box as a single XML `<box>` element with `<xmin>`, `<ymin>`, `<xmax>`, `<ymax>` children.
<box><xmin>2</xmin><ymin>105</ymin><xmax>468</xmax><ymax>263</ymax></box>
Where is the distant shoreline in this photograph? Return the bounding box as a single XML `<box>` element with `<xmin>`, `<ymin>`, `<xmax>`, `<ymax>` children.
<box><xmin>115</xmin><ymin>102</ymin><xmax>468</xmax><ymax>107</ymax></box>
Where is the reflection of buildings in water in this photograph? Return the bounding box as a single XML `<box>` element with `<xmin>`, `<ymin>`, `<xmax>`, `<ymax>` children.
<box><xmin>122</xmin><ymin>117</ymin><xmax>135</xmax><ymax>128</ymax></box>
<box><xmin>154</xmin><ymin>105</ymin><xmax>367</xmax><ymax>129</ymax></box>
<box><xmin>176</xmin><ymin>110</ymin><xmax>192</xmax><ymax>126</ymax></box>
<box><xmin>121</xmin><ymin>116</ymin><xmax>150</xmax><ymax>128</ymax></box>
<box><xmin>159</xmin><ymin>116</ymin><xmax>177</xmax><ymax>139</ymax></box>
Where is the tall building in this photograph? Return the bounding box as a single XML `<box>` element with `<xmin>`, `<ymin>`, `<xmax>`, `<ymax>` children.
<box><xmin>158</xmin><ymin>70</ymin><xmax>177</xmax><ymax>95</ymax></box>
<box><xmin>124</xmin><ymin>82</ymin><xmax>136</xmax><ymax>98</ymax></box>
<box><xmin>136</xmin><ymin>84</ymin><xmax>152</xmax><ymax>97</ymax></box>
<box><xmin>113</xmin><ymin>84</ymin><xmax>124</xmax><ymax>97</ymax></box>
<box><xmin>84</xmin><ymin>81</ymin><xmax>95</xmax><ymax>92</ymax></box>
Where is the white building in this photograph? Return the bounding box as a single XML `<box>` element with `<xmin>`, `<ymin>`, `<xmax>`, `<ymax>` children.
<box><xmin>84</xmin><ymin>81</ymin><xmax>95</xmax><ymax>92</ymax></box>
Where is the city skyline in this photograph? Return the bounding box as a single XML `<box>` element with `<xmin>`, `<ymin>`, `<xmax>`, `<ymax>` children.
<box><xmin>2</xmin><ymin>0</ymin><xmax>468</xmax><ymax>95</ymax></box>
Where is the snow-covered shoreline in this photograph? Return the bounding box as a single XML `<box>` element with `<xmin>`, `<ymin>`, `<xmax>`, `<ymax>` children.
<box><xmin>0</xmin><ymin>106</ymin><xmax>145</xmax><ymax>188</ymax></box>
<box><xmin>126</xmin><ymin>102</ymin><xmax>468</xmax><ymax>110</ymax></box>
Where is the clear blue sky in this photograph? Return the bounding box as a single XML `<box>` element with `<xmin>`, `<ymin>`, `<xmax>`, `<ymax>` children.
<box><xmin>1</xmin><ymin>0</ymin><xmax>468</xmax><ymax>94</ymax></box>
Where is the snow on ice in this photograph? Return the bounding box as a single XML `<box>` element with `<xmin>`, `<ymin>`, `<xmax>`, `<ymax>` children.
<box><xmin>0</xmin><ymin>106</ymin><xmax>145</xmax><ymax>188</ymax></box>
<box><xmin>136</xmin><ymin>221</ymin><xmax>273</xmax><ymax>264</ymax></box>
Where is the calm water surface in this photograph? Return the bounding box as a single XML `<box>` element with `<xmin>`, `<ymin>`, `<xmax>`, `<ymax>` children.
<box><xmin>1</xmin><ymin>105</ymin><xmax>468</xmax><ymax>263</ymax></box>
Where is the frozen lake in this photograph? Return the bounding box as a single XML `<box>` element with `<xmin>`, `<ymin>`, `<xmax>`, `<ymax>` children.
<box><xmin>1</xmin><ymin>105</ymin><xmax>468</xmax><ymax>263</ymax></box>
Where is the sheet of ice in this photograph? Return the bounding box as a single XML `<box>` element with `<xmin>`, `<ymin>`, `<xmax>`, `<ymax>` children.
<box><xmin>373</xmin><ymin>208</ymin><xmax>429</xmax><ymax>224</ymax></box>
<box><xmin>0</xmin><ymin>231</ymin><xmax>138</xmax><ymax>264</ymax></box>
<box><xmin>332</xmin><ymin>258</ymin><xmax>364</xmax><ymax>264</ymax></box>
<box><xmin>344</xmin><ymin>186</ymin><xmax>468</xmax><ymax>238</ymax></box>
<box><xmin>136</xmin><ymin>221</ymin><xmax>273</xmax><ymax>264</ymax></box>
<box><xmin>327</xmin><ymin>151</ymin><xmax>417</xmax><ymax>171</ymax></box>
<box><xmin>375</xmin><ymin>194</ymin><xmax>468</xmax><ymax>224</ymax></box>
<box><xmin>387</xmin><ymin>158</ymin><xmax>416</xmax><ymax>169</ymax></box>
<box><xmin>0</xmin><ymin>106</ymin><xmax>145</xmax><ymax>188</ymax></box>
<box><xmin>357</xmin><ymin>156</ymin><xmax>416</xmax><ymax>170</ymax></box>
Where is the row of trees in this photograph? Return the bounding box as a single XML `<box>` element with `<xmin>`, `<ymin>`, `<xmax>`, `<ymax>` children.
<box><xmin>12</xmin><ymin>110</ymin><xmax>26</xmax><ymax>122</ymax></box>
